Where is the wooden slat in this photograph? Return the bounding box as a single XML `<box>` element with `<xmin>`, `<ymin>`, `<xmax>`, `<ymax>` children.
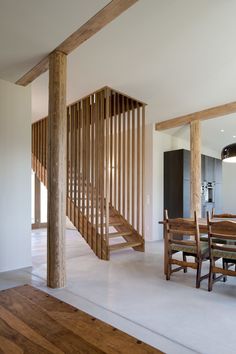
<box><xmin>118</xmin><ymin>93</ymin><xmax>122</xmax><ymax>213</ymax></box>
<box><xmin>71</xmin><ymin>106</ymin><xmax>75</xmax><ymax>224</ymax></box>
<box><xmin>45</xmin><ymin>118</ymin><xmax>48</xmax><ymax>186</ymax></box>
<box><xmin>131</xmin><ymin>101</ymin><xmax>135</xmax><ymax>227</ymax></box>
<box><xmin>91</xmin><ymin>96</ymin><xmax>96</xmax><ymax>253</ymax></box>
<box><xmin>86</xmin><ymin>97</ymin><xmax>91</xmax><ymax>246</ymax></box>
<box><xmin>82</xmin><ymin>99</ymin><xmax>86</xmax><ymax>239</ymax></box>
<box><xmin>110</xmin><ymin>92</ymin><xmax>114</xmax><ymax>206</ymax></box>
<box><xmin>142</xmin><ymin>105</ymin><xmax>145</xmax><ymax>238</ymax></box>
<box><xmin>32</xmin><ymin>124</ymin><xmax>35</xmax><ymax>170</ymax></box>
<box><xmin>100</xmin><ymin>90</ymin><xmax>105</xmax><ymax>258</ymax></box>
<box><xmin>42</xmin><ymin>119</ymin><xmax>46</xmax><ymax>184</ymax></box>
<box><xmin>77</xmin><ymin>102</ymin><xmax>81</xmax><ymax>231</ymax></box>
<box><xmin>69</xmin><ymin>106</ymin><xmax>73</xmax><ymax>220</ymax></box>
<box><xmin>122</xmin><ymin>95</ymin><xmax>126</xmax><ymax>218</ymax></box>
<box><xmin>73</xmin><ymin>105</ymin><xmax>78</xmax><ymax>226</ymax></box>
<box><xmin>66</xmin><ymin>109</ymin><xmax>70</xmax><ymax>217</ymax></box>
<box><xmin>34</xmin><ymin>174</ymin><xmax>41</xmax><ymax>225</ymax></box>
<box><xmin>105</xmin><ymin>88</ymin><xmax>110</xmax><ymax>255</ymax></box>
<box><xmin>95</xmin><ymin>92</ymin><xmax>100</xmax><ymax>257</ymax></box>
<box><xmin>38</xmin><ymin>120</ymin><xmax>41</xmax><ymax>180</ymax></box>
<box><xmin>155</xmin><ymin>101</ymin><xmax>236</xmax><ymax>131</ymax></box>
<box><xmin>37</xmin><ymin>121</ymin><xmax>40</xmax><ymax>177</ymax></box>
<box><xmin>137</xmin><ymin>103</ymin><xmax>140</xmax><ymax>232</ymax></box>
<box><xmin>114</xmin><ymin>93</ymin><xmax>117</xmax><ymax>210</ymax></box>
<box><xmin>127</xmin><ymin>99</ymin><xmax>131</xmax><ymax>223</ymax></box>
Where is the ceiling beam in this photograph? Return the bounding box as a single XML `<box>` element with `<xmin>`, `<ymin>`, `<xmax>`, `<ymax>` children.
<box><xmin>155</xmin><ymin>101</ymin><xmax>236</xmax><ymax>131</ymax></box>
<box><xmin>15</xmin><ymin>57</ymin><xmax>49</xmax><ymax>87</ymax></box>
<box><xmin>15</xmin><ymin>0</ymin><xmax>138</xmax><ymax>86</ymax></box>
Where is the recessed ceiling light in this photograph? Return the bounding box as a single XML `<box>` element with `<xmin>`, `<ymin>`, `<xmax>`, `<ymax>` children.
<box><xmin>220</xmin><ymin>129</ymin><xmax>224</xmax><ymax>132</ymax></box>
<box><xmin>233</xmin><ymin>135</ymin><xmax>236</xmax><ymax>138</ymax></box>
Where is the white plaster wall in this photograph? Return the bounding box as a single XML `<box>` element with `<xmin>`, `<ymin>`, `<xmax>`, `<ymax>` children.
<box><xmin>143</xmin><ymin>123</ymin><xmax>154</xmax><ymax>241</ymax></box>
<box><xmin>0</xmin><ymin>79</ymin><xmax>31</xmax><ymax>272</ymax></box>
<box><xmin>222</xmin><ymin>163</ymin><xmax>236</xmax><ymax>214</ymax></box>
<box><xmin>151</xmin><ymin>130</ymin><xmax>190</xmax><ymax>241</ymax></box>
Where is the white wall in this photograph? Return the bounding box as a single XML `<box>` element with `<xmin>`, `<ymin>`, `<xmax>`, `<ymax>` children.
<box><xmin>222</xmin><ymin>163</ymin><xmax>236</xmax><ymax>213</ymax></box>
<box><xmin>0</xmin><ymin>79</ymin><xmax>31</xmax><ymax>272</ymax></box>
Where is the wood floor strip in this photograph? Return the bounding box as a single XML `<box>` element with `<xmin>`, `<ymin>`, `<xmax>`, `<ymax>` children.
<box><xmin>0</xmin><ymin>288</ymin><xmax>103</xmax><ymax>354</ymax></box>
<box><xmin>0</xmin><ymin>305</ymin><xmax>62</xmax><ymax>354</ymax></box>
<box><xmin>0</xmin><ymin>285</ymin><xmax>163</xmax><ymax>354</ymax></box>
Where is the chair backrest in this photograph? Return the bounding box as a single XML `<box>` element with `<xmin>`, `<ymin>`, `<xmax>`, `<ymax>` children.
<box><xmin>164</xmin><ymin>210</ymin><xmax>201</xmax><ymax>255</ymax></box>
<box><xmin>211</xmin><ymin>207</ymin><xmax>236</xmax><ymax>219</ymax></box>
<box><xmin>207</xmin><ymin>212</ymin><xmax>236</xmax><ymax>252</ymax></box>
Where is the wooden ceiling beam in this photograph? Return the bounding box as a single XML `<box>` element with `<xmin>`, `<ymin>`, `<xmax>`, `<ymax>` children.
<box><xmin>15</xmin><ymin>57</ymin><xmax>49</xmax><ymax>87</ymax></box>
<box><xmin>15</xmin><ymin>0</ymin><xmax>138</xmax><ymax>86</ymax></box>
<box><xmin>155</xmin><ymin>101</ymin><xmax>236</xmax><ymax>131</ymax></box>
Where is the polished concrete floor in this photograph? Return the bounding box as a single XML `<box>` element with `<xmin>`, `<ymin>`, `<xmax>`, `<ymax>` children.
<box><xmin>1</xmin><ymin>228</ymin><xmax>236</xmax><ymax>354</ymax></box>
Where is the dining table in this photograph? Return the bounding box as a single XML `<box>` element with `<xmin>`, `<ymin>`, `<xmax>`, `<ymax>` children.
<box><xmin>159</xmin><ymin>217</ymin><xmax>236</xmax><ymax>275</ymax></box>
<box><xmin>159</xmin><ymin>217</ymin><xmax>236</xmax><ymax>232</ymax></box>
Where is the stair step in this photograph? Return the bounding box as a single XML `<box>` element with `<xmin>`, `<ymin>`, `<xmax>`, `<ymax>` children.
<box><xmin>109</xmin><ymin>241</ymin><xmax>142</xmax><ymax>252</ymax></box>
<box><xmin>98</xmin><ymin>221</ymin><xmax>123</xmax><ymax>227</ymax></box>
<box><xmin>108</xmin><ymin>231</ymin><xmax>132</xmax><ymax>239</ymax></box>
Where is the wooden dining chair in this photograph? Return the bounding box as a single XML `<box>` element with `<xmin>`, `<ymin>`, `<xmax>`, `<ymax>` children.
<box><xmin>211</xmin><ymin>208</ymin><xmax>236</xmax><ymax>219</ymax></box>
<box><xmin>207</xmin><ymin>213</ymin><xmax>236</xmax><ymax>291</ymax></box>
<box><xmin>164</xmin><ymin>210</ymin><xmax>209</xmax><ymax>288</ymax></box>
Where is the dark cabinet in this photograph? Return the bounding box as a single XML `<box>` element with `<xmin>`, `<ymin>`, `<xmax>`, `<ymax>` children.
<box><xmin>164</xmin><ymin>149</ymin><xmax>222</xmax><ymax>218</ymax></box>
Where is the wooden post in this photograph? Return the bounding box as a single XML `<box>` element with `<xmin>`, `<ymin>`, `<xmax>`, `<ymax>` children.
<box><xmin>35</xmin><ymin>174</ymin><xmax>41</xmax><ymax>225</ymax></box>
<box><xmin>47</xmin><ymin>51</ymin><xmax>67</xmax><ymax>288</ymax></box>
<box><xmin>190</xmin><ymin>120</ymin><xmax>201</xmax><ymax>218</ymax></box>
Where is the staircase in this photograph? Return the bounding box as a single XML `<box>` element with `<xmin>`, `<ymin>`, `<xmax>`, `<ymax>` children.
<box><xmin>32</xmin><ymin>86</ymin><xmax>146</xmax><ymax>260</ymax></box>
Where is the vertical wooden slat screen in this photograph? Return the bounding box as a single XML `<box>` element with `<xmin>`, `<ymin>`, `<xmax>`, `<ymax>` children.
<box><xmin>31</xmin><ymin>86</ymin><xmax>146</xmax><ymax>260</ymax></box>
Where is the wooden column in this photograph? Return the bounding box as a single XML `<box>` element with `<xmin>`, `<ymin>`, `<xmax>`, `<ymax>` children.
<box><xmin>190</xmin><ymin>120</ymin><xmax>201</xmax><ymax>218</ymax></box>
<box><xmin>47</xmin><ymin>51</ymin><xmax>67</xmax><ymax>288</ymax></box>
<box><xmin>35</xmin><ymin>174</ymin><xmax>41</xmax><ymax>225</ymax></box>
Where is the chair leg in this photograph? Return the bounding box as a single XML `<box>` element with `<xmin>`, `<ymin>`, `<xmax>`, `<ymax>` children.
<box><xmin>196</xmin><ymin>259</ymin><xmax>202</xmax><ymax>289</ymax></box>
<box><xmin>166</xmin><ymin>251</ymin><xmax>171</xmax><ymax>280</ymax></box>
<box><xmin>223</xmin><ymin>259</ymin><xmax>227</xmax><ymax>282</ymax></box>
<box><xmin>183</xmin><ymin>252</ymin><xmax>187</xmax><ymax>273</ymax></box>
<box><xmin>166</xmin><ymin>259</ymin><xmax>171</xmax><ymax>280</ymax></box>
<box><xmin>208</xmin><ymin>259</ymin><xmax>214</xmax><ymax>291</ymax></box>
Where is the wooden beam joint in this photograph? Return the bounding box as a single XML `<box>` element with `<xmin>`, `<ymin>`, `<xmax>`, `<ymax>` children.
<box><xmin>155</xmin><ymin>101</ymin><xmax>236</xmax><ymax>131</ymax></box>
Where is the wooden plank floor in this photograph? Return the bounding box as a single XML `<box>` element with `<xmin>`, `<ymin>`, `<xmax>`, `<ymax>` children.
<box><xmin>0</xmin><ymin>285</ymin><xmax>163</xmax><ymax>353</ymax></box>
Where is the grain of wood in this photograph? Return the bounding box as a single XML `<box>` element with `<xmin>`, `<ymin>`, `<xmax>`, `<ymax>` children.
<box><xmin>190</xmin><ymin>120</ymin><xmax>201</xmax><ymax>218</ymax></box>
<box><xmin>47</xmin><ymin>51</ymin><xmax>67</xmax><ymax>288</ymax></box>
<box><xmin>0</xmin><ymin>285</ymin><xmax>162</xmax><ymax>353</ymax></box>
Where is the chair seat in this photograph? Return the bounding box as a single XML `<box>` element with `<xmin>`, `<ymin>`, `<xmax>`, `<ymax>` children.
<box><xmin>171</xmin><ymin>241</ymin><xmax>208</xmax><ymax>255</ymax></box>
<box><xmin>213</xmin><ymin>248</ymin><xmax>236</xmax><ymax>260</ymax></box>
<box><xmin>200</xmin><ymin>236</ymin><xmax>232</xmax><ymax>244</ymax></box>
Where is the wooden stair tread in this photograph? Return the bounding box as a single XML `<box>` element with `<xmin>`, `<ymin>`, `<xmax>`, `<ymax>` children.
<box><xmin>108</xmin><ymin>231</ymin><xmax>132</xmax><ymax>239</ymax></box>
<box><xmin>98</xmin><ymin>221</ymin><xmax>124</xmax><ymax>227</ymax></box>
<box><xmin>109</xmin><ymin>241</ymin><xmax>142</xmax><ymax>251</ymax></box>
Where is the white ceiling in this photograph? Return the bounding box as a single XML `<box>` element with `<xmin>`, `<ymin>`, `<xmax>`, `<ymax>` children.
<box><xmin>0</xmin><ymin>0</ymin><xmax>109</xmax><ymax>81</ymax></box>
<box><xmin>165</xmin><ymin>114</ymin><xmax>236</xmax><ymax>155</ymax></box>
<box><xmin>1</xmin><ymin>0</ymin><xmax>236</xmax><ymax>153</ymax></box>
